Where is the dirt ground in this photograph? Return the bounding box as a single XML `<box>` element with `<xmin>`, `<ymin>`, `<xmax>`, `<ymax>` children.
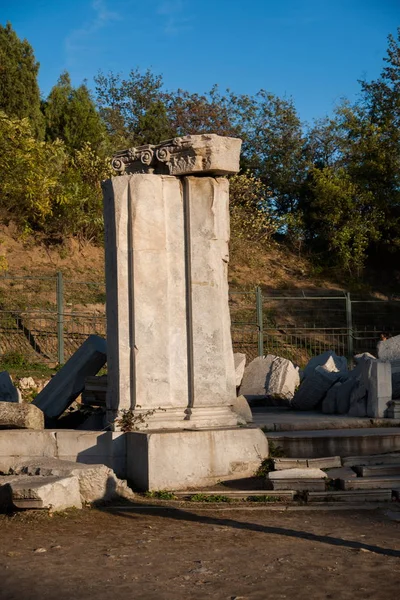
<box><xmin>0</xmin><ymin>502</ymin><xmax>399</xmax><ymax>600</ymax></box>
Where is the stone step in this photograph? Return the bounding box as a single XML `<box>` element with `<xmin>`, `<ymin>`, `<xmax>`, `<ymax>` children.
<box><xmin>274</xmin><ymin>456</ymin><xmax>341</xmax><ymax>470</ymax></box>
<box><xmin>343</xmin><ymin>475</ymin><xmax>400</xmax><ymax>490</ymax></box>
<box><xmin>307</xmin><ymin>489</ymin><xmax>393</xmax><ymax>503</ymax></box>
<box><xmin>272</xmin><ymin>479</ymin><xmax>326</xmax><ymax>492</ymax></box>
<box><xmin>354</xmin><ymin>464</ymin><xmax>400</xmax><ymax>477</ymax></box>
<box><xmin>266</xmin><ymin>428</ymin><xmax>400</xmax><ymax>459</ymax></box>
<box><xmin>342</xmin><ymin>453</ymin><xmax>400</xmax><ymax>467</ymax></box>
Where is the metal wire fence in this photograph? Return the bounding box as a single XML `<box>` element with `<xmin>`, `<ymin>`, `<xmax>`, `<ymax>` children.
<box><xmin>0</xmin><ymin>273</ymin><xmax>399</xmax><ymax>368</ymax></box>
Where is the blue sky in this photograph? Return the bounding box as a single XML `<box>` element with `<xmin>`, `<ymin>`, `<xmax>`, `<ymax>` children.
<box><xmin>1</xmin><ymin>0</ymin><xmax>399</xmax><ymax>125</ymax></box>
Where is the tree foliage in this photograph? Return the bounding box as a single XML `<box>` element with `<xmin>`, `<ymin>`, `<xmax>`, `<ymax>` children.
<box><xmin>44</xmin><ymin>72</ymin><xmax>107</xmax><ymax>152</ymax></box>
<box><xmin>0</xmin><ymin>23</ymin><xmax>44</xmax><ymax>138</ymax></box>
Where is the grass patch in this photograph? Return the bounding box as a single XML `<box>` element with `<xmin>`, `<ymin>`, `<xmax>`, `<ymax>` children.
<box><xmin>145</xmin><ymin>490</ymin><xmax>177</xmax><ymax>500</ymax></box>
<box><xmin>189</xmin><ymin>494</ymin><xmax>233</xmax><ymax>503</ymax></box>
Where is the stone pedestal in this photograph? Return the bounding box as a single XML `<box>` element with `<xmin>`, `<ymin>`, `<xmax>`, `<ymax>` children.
<box><xmin>102</xmin><ymin>134</ymin><xmax>268</xmax><ymax>488</ymax></box>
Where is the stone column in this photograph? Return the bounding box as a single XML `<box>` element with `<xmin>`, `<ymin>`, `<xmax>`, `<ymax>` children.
<box><xmin>103</xmin><ymin>134</ymin><xmax>241</xmax><ymax>430</ymax></box>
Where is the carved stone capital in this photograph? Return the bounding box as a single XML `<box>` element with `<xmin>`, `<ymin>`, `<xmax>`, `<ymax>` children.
<box><xmin>111</xmin><ymin>133</ymin><xmax>242</xmax><ymax>176</ymax></box>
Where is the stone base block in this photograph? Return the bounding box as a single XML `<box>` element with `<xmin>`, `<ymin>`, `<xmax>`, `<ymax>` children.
<box><xmin>126</xmin><ymin>427</ymin><xmax>268</xmax><ymax>491</ymax></box>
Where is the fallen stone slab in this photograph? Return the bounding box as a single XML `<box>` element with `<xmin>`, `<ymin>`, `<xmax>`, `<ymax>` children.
<box><xmin>307</xmin><ymin>456</ymin><xmax>342</xmax><ymax>469</ymax></box>
<box><xmin>302</xmin><ymin>351</ymin><xmax>347</xmax><ymax>380</ymax></box>
<box><xmin>268</xmin><ymin>467</ymin><xmax>328</xmax><ymax>480</ymax></box>
<box><xmin>343</xmin><ymin>475</ymin><xmax>400</xmax><ymax>490</ymax></box>
<box><xmin>273</xmin><ymin>458</ymin><xmax>308</xmax><ymax>470</ymax></box>
<box><xmin>0</xmin><ymin>402</ymin><xmax>44</xmax><ymax>430</ymax></box>
<box><xmin>9</xmin><ymin>458</ymin><xmax>134</xmax><ymax>503</ymax></box>
<box><xmin>5</xmin><ymin>475</ymin><xmax>82</xmax><ymax>511</ymax></box>
<box><xmin>321</xmin><ymin>382</ymin><xmax>341</xmax><ymax>414</ymax></box>
<box><xmin>342</xmin><ymin>453</ymin><xmax>400</xmax><ymax>468</ymax></box>
<box><xmin>238</xmin><ymin>355</ymin><xmax>275</xmax><ymax>400</ymax></box>
<box><xmin>33</xmin><ymin>335</ymin><xmax>107</xmax><ymax>419</ymax></box>
<box><xmin>292</xmin><ymin>365</ymin><xmax>341</xmax><ymax>410</ymax></box>
<box><xmin>231</xmin><ymin>395</ymin><xmax>252</xmax><ymax>424</ymax></box>
<box><xmin>386</xmin><ymin>400</ymin><xmax>400</xmax><ymax>418</ymax></box>
<box><xmin>347</xmin><ymin>379</ymin><xmax>368</xmax><ymax>417</ymax></box>
<box><xmin>324</xmin><ymin>467</ymin><xmax>357</xmax><ymax>481</ymax></box>
<box><xmin>270</xmin><ymin>479</ymin><xmax>327</xmax><ymax>492</ymax></box>
<box><xmin>234</xmin><ymin>353</ymin><xmax>246</xmax><ymax>387</ymax></box>
<box><xmin>336</xmin><ymin>378</ymin><xmax>358</xmax><ymax>414</ymax></box>
<box><xmin>0</xmin><ymin>372</ymin><xmax>21</xmax><ymax>403</ymax></box>
<box><xmin>377</xmin><ymin>334</ymin><xmax>400</xmax><ymax>361</ymax></box>
<box><xmin>266</xmin><ymin>356</ymin><xmax>299</xmax><ymax>400</ymax></box>
<box><xmin>307</xmin><ymin>489</ymin><xmax>392</xmax><ymax>503</ymax></box>
<box><xmin>353</xmin><ymin>464</ymin><xmax>400</xmax><ymax>477</ymax></box>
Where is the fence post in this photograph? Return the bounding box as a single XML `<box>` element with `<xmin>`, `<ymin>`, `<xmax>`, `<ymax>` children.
<box><xmin>346</xmin><ymin>292</ymin><xmax>354</xmax><ymax>362</ymax></box>
<box><xmin>256</xmin><ymin>286</ymin><xmax>264</xmax><ymax>356</ymax></box>
<box><xmin>56</xmin><ymin>271</ymin><xmax>65</xmax><ymax>365</ymax></box>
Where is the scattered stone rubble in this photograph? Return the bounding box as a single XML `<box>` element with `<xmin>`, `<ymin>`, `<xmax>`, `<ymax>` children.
<box><xmin>0</xmin><ymin>457</ymin><xmax>134</xmax><ymax>512</ymax></box>
<box><xmin>266</xmin><ymin>453</ymin><xmax>400</xmax><ymax>501</ymax></box>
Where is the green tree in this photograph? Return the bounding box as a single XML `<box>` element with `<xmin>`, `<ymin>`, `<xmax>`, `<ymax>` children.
<box><xmin>44</xmin><ymin>71</ymin><xmax>107</xmax><ymax>152</ymax></box>
<box><xmin>0</xmin><ymin>22</ymin><xmax>44</xmax><ymax>137</ymax></box>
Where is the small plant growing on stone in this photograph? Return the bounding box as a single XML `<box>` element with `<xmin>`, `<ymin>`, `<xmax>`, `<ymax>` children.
<box><xmin>116</xmin><ymin>405</ymin><xmax>165</xmax><ymax>432</ymax></box>
<box><xmin>189</xmin><ymin>494</ymin><xmax>233</xmax><ymax>503</ymax></box>
<box><xmin>255</xmin><ymin>441</ymin><xmax>285</xmax><ymax>477</ymax></box>
<box><xmin>145</xmin><ymin>490</ymin><xmax>177</xmax><ymax>500</ymax></box>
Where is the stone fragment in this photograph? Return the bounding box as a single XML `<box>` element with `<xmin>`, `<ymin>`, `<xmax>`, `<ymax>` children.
<box><xmin>273</xmin><ymin>458</ymin><xmax>308</xmax><ymax>470</ymax></box>
<box><xmin>18</xmin><ymin>377</ymin><xmax>36</xmax><ymax>391</ymax></box>
<box><xmin>6</xmin><ymin>475</ymin><xmax>82</xmax><ymax>511</ymax></box>
<box><xmin>234</xmin><ymin>353</ymin><xmax>246</xmax><ymax>387</ymax></box>
<box><xmin>231</xmin><ymin>395</ymin><xmax>253</xmax><ymax>424</ymax></box>
<box><xmin>292</xmin><ymin>365</ymin><xmax>341</xmax><ymax>411</ymax></box>
<box><xmin>354</xmin><ymin>352</ymin><xmax>376</xmax><ymax>363</ymax></box>
<box><xmin>9</xmin><ymin>458</ymin><xmax>134</xmax><ymax>503</ymax></box>
<box><xmin>239</xmin><ymin>355</ymin><xmax>275</xmax><ymax>400</ymax></box>
<box><xmin>33</xmin><ymin>335</ymin><xmax>107</xmax><ymax>419</ymax></box>
<box><xmin>112</xmin><ymin>134</ymin><xmax>242</xmax><ymax>176</ymax></box>
<box><xmin>386</xmin><ymin>400</ymin><xmax>400</xmax><ymax>419</ymax></box>
<box><xmin>365</xmin><ymin>360</ymin><xmax>392</xmax><ymax>418</ymax></box>
<box><xmin>336</xmin><ymin>378</ymin><xmax>358</xmax><ymax>414</ymax></box>
<box><xmin>268</xmin><ymin>468</ymin><xmax>328</xmax><ymax>480</ymax></box>
<box><xmin>347</xmin><ymin>379</ymin><xmax>367</xmax><ymax>417</ymax></box>
<box><xmin>266</xmin><ymin>356</ymin><xmax>300</xmax><ymax>400</ymax></box>
<box><xmin>321</xmin><ymin>382</ymin><xmax>341</xmax><ymax>414</ymax></box>
<box><xmin>239</xmin><ymin>355</ymin><xmax>299</xmax><ymax>401</ymax></box>
<box><xmin>268</xmin><ymin>468</ymin><xmax>327</xmax><ymax>491</ymax></box>
<box><xmin>307</xmin><ymin>456</ymin><xmax>342</xmax><ymax>469</ymax></box>
<box><xmin>0</xmin><ymin>372</ymin><xmax>21</xmax><ymax>403</ymax></box>
<box><xmin>0</xmin><ymin>402</ymin><xmax>44</xmax><ymax>430</ymax></box>
<box><xmin>377</xmin><ymin>334</ymin><xmax>400</xmax><ymax>361</ymax></box>
<box><xmin>324</xmin><ymin>467</ymin><xmax>357</xmax><ymax>481</ymax></box>
<box><xmin>302</xmin><ymin>351</ymin><xmax>347</xmax><ymax>380</ymax></box>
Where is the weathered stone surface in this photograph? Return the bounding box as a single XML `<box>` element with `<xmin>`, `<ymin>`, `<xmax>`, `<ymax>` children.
<box><xmin>266</xmin><ymin>356</ymin><xmax>300</xmax><ymax>400</ymax></box>
<box><xmin>126</xmin><ymin>428</ymin><xmax>269</xmax><ymax>491</ymax></box>
<box><xmin>104</xmin><ymin>174</ymin><xmax>237</xmax><ymax>429</ymax></box>
<box><xmin>268</xmin><ymin>468</ymin><xmax>328</xmax><ymax>480</ymax></box>
<box><xmin>234</xmin><ymin>353</ymin><xmax>246</xmax><ymax>387</ymax></box>
<box><xmin>321</xmin><ymin>382</ymin><xmax>341</xmax><ymax>414</ymax></box>
<box><xmin>7</xmin><ymin>475</ymin><xmax>82</xmax><ymax>511</ymax></box>
<box><xmin>0</xmin><ymin>402</ymin><xmax>44</xmax><ymax>430</ymax></box>
<box><xmin>365</xmin><ymin>360</ymin><xmax>392</xmax><ymax>418</ymax></box>
<box><xmin>292</xmin><ymin>365</ymin><xmax>341</xmax><ymax>410</ymax></box>
<box><xmin>302</xmin><ymin>351</ymin><xmax>347</xmax><ymax>380</ymax></box>
<box><xmin>268</xmin><ymin>468</ymin><xmax>327</xmax><ymax>492</ymax></box>
<box><xmin>18</xmin><ymin>377</ymin><xmax>36</xmax><ymax>391</ymax></box>
<box><xmin>239</xmin><ymin>356</ymin><xmax>275</xmax><ymax>400</ymax></box>
<box><xmin>231</xmin><ymin>395</ymin><xmax>253</xmax><ymax>424</ymax></box>
<box><xmin>33</xmin><ymin>335</ymin><xmax>107</xmax><ymax>419</ymax></box>
<box><xmin>336</xmin><ymin>378</ymin><xmax>358</xmax><ymax>414</ymax></box>
<box><xmin>347</xmin><ymin>379</ymin><xmax>367</xmax><ymax>417</ymax></box>
<box><xmin>112</xmin><ymin>134</ymin><xmax>242</xmax><ymax>176</ymax></box>
<box><xmin>324</xmin><ymin>467</ymin><xmax>357</xmax><ymax>481</ymax></box>
<box><xmin>386</xmin><ymin>400</ymin><xmax>400</xmax><ymax>419</ymax></box>
<box><xmin>9</xmin><ymin>458</ymin><xmax>134</xmax><ymax>503</ymax></box>
<box><xmin>0</xmin><ymin>372</ymin><xmax>21</xmax><ymax>403</ymax></box>
<box><xmin>377</xmin><ymin>334</ymin><xmax>400</xmax><ymax>361</ymax></box>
